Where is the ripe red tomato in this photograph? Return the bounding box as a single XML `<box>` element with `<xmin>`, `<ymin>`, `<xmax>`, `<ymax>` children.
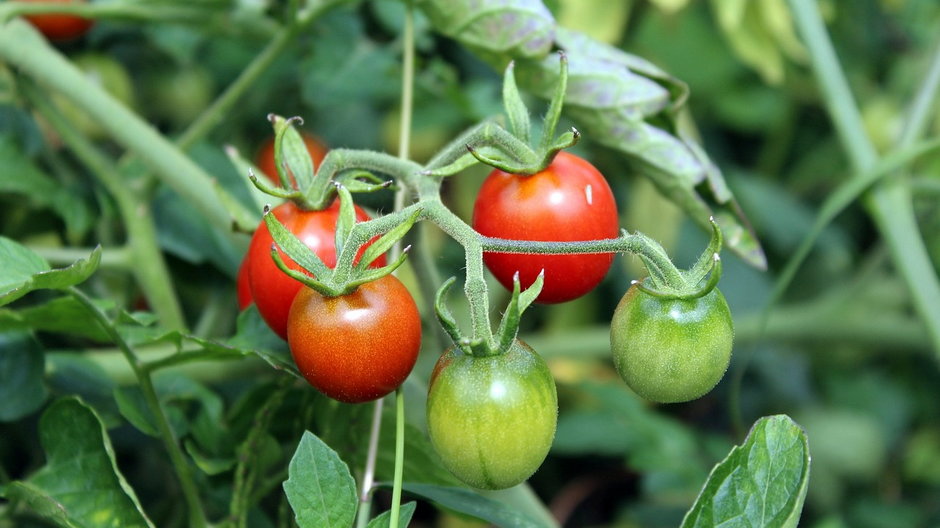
<box><xmin>236</xmin><ymin>258</ymin><xmax>252</xmax><ymax>310</ymax></box>
<box><xmin>255</xmin><ymin>132</ymin><xmax>328</xmax><ymax>185</ymax></box>
<box><xmin>246</xmin><ymin>200</ymin><xmax>386</xmax><ymax>339</ymax></box>
<box><xmin>22</xmin><ymin>0</ymin><xmax>94</xmax><ymax>41</ymax></box>
<box><xmin>472</xmin><ymin>151</ymin><xmax>620</xmax><ymax>303</ymax></box>
<box><xmin>287</xmin><ymin>274</ymin><xmax>421</xmax><ymax>403</ymax></box>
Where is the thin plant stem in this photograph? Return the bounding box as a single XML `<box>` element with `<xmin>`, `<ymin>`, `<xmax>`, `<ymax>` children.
<box><xmin>787</xmin><ymin>0</ymin><xmax>940</xmax><ymax>356</ymax></box>
<box><xmin>355</xmin><ymin>399</ymin><xmax>385</xmax><ymax>528</ymax></box>
<box><xmin>389</xmin><ymin>388</ymin><xmax>405</xmax><ymax>528</ymax></box>
<box><xmin>67</xmin><ymin>287</ymin><xmax>208</xmax><ymax>528</ymax></box>
<box><xmin>20</xmin><ymin>78</ymin><xmax>187</xmax><ymax>331</ymax></box>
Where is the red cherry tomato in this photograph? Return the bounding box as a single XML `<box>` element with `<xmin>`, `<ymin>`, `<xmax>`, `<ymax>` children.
<box><xmin>246</xmin><ymin>200</ymin><xmax>386</xmax><ymax>339</ymax></box>
<box><xmin>287</xmin><ymin>274</ymin><xmax>421</xmax><ymax>403</ymax></box>
<box><xmin>255</xmin><ymin>132</ymin><xmax>328</xmax><ymax>185</ymax></box>
<box><xmin>22</xmin><ymin>0</ymin><xmax>94</xmax><ymax>41</ymax></box>
<box><xmin>236</xmin><ymin>258</ymin><xmax>252</xmax><ymax>310</ymax></box>
<box><xmin>472</xmin><ymin>151</ymin><xmax>620</xmax><ymax>303</ymax></box>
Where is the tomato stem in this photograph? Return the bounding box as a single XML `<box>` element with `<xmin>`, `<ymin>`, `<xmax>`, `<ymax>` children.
<box><xmin>389</xmin><ymin>388</ymin><xmax>406</xmax><ymax>528</ymax></box>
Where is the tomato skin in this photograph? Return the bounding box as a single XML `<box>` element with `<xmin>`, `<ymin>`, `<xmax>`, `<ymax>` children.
<box><xmin>22</xmin><ymin>0</ymin><xmax>94</xmax><ymax>41</ymax></box>
<box><xmin>427</xmin><ymin>340</ymin><xmax>557</xmax><ymax>490</ymax></box>
<box><xmin>246</xmin><ymin>201</ymin><xmax>385</xmax><ymax>339</ymax></box>
<box><xmin>287</xmin><ymin>275</ymin><xmax>421</xmax><ymax>403</ymax></box>
<box><xmin>610</xmin><ymin>284</ymin><xmax>734</xmax><ymax>403</ymax></box>
<box><xmin>472</xmin><ymin>151</ymin><xmax>620</xmax><ymax>304</ymax></box>
<box><xmin>255</xmin><ymin>132</ymin><xmax>328</xmax><ymax>185</ymax></box>
<box><xmin>236</xmin><ymin>258</ymin><xmax>252</xmax><ymax>310</ymax></box>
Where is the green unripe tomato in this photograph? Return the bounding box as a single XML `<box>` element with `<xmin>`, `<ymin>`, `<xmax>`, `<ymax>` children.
<box><xmin>610</xmin><ymin>284</ymin><xmax>733</xmax><ymax>403</ymax></box>
<box><xmin>427</xmin><ymin>340</ymin><xmax>557</xmax><ymax>490</ymax></box>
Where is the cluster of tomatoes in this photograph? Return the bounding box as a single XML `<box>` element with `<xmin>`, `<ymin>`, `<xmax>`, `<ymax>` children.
<box><xmin>239</xmin><ymin>138</ymin><xmax>733</xmax><ymax>489</ymax></box>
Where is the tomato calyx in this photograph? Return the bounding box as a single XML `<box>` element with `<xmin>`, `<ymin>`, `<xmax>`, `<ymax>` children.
<box><xmin>636</xmin><ymin>217</ymin><xmax>725</xmax><ymax>299</ymax></box>
<box><xmin>435</xmin><ymin>270</ymin><xmax>545</xmax><ymax>358</ymax></box>
<box><xmin>264</xmin><ymin>184</ymin><xmax>418</xmax><ymax>297</ymax></box>
<box><xmin>427</xmin><ymin>52</ymin><xmax>577</xmax><ymax>178</ymax></box>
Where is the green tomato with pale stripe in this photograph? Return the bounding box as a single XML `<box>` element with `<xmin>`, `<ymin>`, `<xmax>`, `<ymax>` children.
<box><xmin>426</xmin><ymin>340</ymin><xmax>557</xmax><ymax>490</ymax></box>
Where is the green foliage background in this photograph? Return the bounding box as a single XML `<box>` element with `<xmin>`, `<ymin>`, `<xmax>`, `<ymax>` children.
<box><xmin>1</xmin><ymin>0</ymin><xmax>939</xmax><ymax>527</ymax></box>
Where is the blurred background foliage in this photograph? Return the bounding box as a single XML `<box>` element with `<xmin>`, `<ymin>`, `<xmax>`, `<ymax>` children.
<box><xmin>2</xmin><ymin>0</ymin><xmax>940</xmax><ymax>526</ymax></box>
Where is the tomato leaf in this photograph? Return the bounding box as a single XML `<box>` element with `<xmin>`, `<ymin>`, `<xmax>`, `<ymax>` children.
<box><xmin>420</xmin><ymin>0</ymin><xmax>555</xmax><ymax>58</ymax></box>
<box><xmin>2</xmin><ymin>397</ymin><xmax>155</xmax><ymax>527</ymax></box>
<box><xmin>681</xmin><ymin>415</ymin><xmax>810</xmax><ymax>528</ymax></box>
<box><xmin>283</xmin><ymin>431</ymin><xmax>358</xmax><ymax>528</ymax></box>
<box><xmin>0</xmin><ymin>238</ymin><xmax>100</xmax><ymax>307</ymax></box>
<box><xmin>0</xmin><ymin>332</ymin><xmax>48</xmax><ymax>422</ymax></box>
<box><xmin>393</xmin><ymin>483</ymin><xmax>552</xmax><ymax>528</ymax></box>
<box><xmin>0</xmin><ymin>296</ymin><xmax>113</xmax><ymax>342</ymax></box>
<box><xmin>365</xmin><ymin>501</ymin><xmax>417</xmax><ymax>528</ymax></box>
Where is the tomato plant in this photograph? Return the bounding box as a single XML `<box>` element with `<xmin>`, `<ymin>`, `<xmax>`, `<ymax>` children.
<box><xmin>53</xmin><ymin>53</ymin><xmax>135</xmax><ymax>139</ymax></box>
<box><xmin>426</xmin><ymin>340</ymin><xmax>557</xmax><ymax>490</ymax></box>
<box><xmin>472</xmin><ymin>151</ymin><xmax>620</xmax><ymax>303</ymax></box>
<box><xmin>21</xmin><ymin>0</ymin><xmax>93</xmax><ymax>41</ymax></box>
<box><xmin>256</xmin><ymin>131</ymin><xmax>327</xmax><ymax>184</ymax></box>
<box><xmin>246</xmin><ymin>200</ymin><xmax>385</xmax><ymax>339</ymax></box>
<box><xmin>287</xmin><ymin>274</ymin><xmax>421</xmax><ymax>403</ymax></box>
<box><xmin>610</xmin><ymin>283</ymin><xmax>734</xmax><ymax>403</ymax></box>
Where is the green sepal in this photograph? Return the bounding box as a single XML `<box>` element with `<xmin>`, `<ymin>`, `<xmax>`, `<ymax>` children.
<box><xmin>502</xmin><ymin>61</ymin><xmax>530</xmax><ymax>145</ymax></box>
<box><xmin>262</xmin><ymin>206</ymin><xmax>332</xmax><ymax>281</ymax></box>
<box><xmin>538</xmin><ymin>51</ymin><xmax>568</xmax><ymax>152</ymax></box>
<box><xmin>270</xmin><ymin>114</ymin><xmax>314</xmax><ymax>191</ymax></box>
<box><xmin>333</xmin><ymin>185</ymin><xmax>357</xmax><ymax>261</ymax></box>
<box><xmin>434</xmin><ymin>277</ymin><xmax>466</xmax><ymax>352</ymax></box>
<box><xmin>355</xmin><ymin>209</ymin><xmax>421</xmax><ymax>272</ymax></box>
<box><xmin>343</xmin><ymin>246</ymin><xmax>412</xmax><ymax>293</ymax></box>
<box><xmin>634</xmin><ymin>254</ymin><xmax>722</xmax><ymax>301</ymax></box>
<box><xmin>222</xmin><ymin>144</ymin><xmax>284</xmax><ymax>229</ymax></box>
<box><xmin>335</xmin><ymin>170</ymin><xmax>395</xmax><ymax>193</ymax></box>
<box><xmin>270</xmin><ymin>246</ymin><xmax>338</xmax><ymax>298</ymax></box>
<box><xmin>249</xmin><ymin>172</ymin><xmax>302</xmax><ymax>201</ymax></box>
<box><xmin>685</xmin><ymin>217</ymin><xmax>723</xmax><ymax>285</ymax></box>
<box><xmin>494</xmin><ymin>271</ymin><xmax>544</xmax><ymax>354</ymax></box>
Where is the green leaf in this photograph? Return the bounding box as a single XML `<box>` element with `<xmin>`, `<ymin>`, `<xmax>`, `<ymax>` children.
<box><xmin>681</xmin><ymin>415</ymin><xmax>811</xmax><ymax>528</ymax></box>
<box><xmin>396</xmin><ymin>483</ymin><xmax>552</xmax><ymax>528</ymax></box>
<box><xmin>365</xmin><ymin>502</ymin><xmax>417</xmax><ymax>528</ymax></box>
<box><xmin>0</xmin><ymin>296</ymin><xmax>112</xmax><ymax>342</ymax></box>
<box><xmin>0</xmin><ymin>238</ymin><xmax>100</xmax><ymax>307</ymax></box>
<box><xmin>0</xmin><ymin>136</ymin><xmax>93</xmax><ymax>241</ymax></box>
<box><xmin>0</xmin><ymin>332</ymin><xmax>48</xmax><ymax>422</ymax></box>
<box><xmin>420</xmin><ymin>0</ymin><xmax>555</xmax><ymax>58</ymax></box>
<box><xmin>4</xmin><ymin>398</ymin><xmax>155</xmax><ymax>528</ymax></box>
<box><xmin>502</xmin><ymin>62</ymin><xmax>531</xmax><ymax>143</ymax></box>
<box><xmin>283</xmin><ymin>431</ymin><xmax>358</xmax><ymax>528</ymax></box>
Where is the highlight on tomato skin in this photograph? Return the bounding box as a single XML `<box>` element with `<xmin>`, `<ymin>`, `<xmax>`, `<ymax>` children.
<box><xmin>22</xmin><ymin>0</ymin><xmax>95</xmax><ymax>41</ymax></box>
<box><xmin>245</xmin><ymin>200</ymin><xmax>386</xmax><ymax>340</ymax></box>
<box><xmin>286</xmin><ymin>274</ymin><xmax>422</xmax><ymax>404</ymax></box>
<box><xmin>255</xmin><ymin>131</ymin><xmax>328</xmax><ymax>185</ymax></box>
<box><xmin>472</xmin><ymin>151</ymin><xmax>620</xmax><ymax>304</ymax></box>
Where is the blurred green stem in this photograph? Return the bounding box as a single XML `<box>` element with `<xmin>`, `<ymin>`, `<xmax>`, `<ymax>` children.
<box><xmin>788</xmin><ymin>0</ymin><xmax>940</xmax><ymax>356</ymax></box>
<box><xmin>30</xmin><ymin>245</ymin><xmax>130</xmax><ymax>269</ymax></box>
<box><xmin>67</xmin><ymin>287</ymin><xmax>208</xmax><ymax>528</ymax></box>
<box><xmin>389</xmin><ymin>388</ymin><xmax>405</xmax><ymax>528</ymax></box>
<box><xmin>20</xmin><ymin>79</ymin><xmax>186</xmax><ymax>331</ymax></box>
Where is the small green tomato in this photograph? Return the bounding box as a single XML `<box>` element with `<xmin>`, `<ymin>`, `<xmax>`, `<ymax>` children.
<box><xmin>610</xmin><ymin>284</ymin><xmax>733</xmax><ymax>403</ymax></box>
<box><xmin>426</xmin><ymin>340</ymin><xmax>557</xmax><ymax>490</ymax></box>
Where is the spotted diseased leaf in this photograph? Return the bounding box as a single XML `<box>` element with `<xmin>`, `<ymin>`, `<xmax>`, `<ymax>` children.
<box><xmin>681</xmin><ymin>415</ymin><xmax>811</xmax><ymax>528</ymax></box>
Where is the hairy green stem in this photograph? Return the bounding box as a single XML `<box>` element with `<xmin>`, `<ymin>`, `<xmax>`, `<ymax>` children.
<box><xmin>788</xmin><ymin>0</ymin><xmax>940</xmax><ymax>356</ymax></box>
<box><xmin>21</xmin><ymin>79</ymin><xmax>187</xmax><ymax>331</ymax></box>
<box><xmin>67</xmin><ymin>287</ymin><xmax>208</xmax><ymax>528</ymax></box>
